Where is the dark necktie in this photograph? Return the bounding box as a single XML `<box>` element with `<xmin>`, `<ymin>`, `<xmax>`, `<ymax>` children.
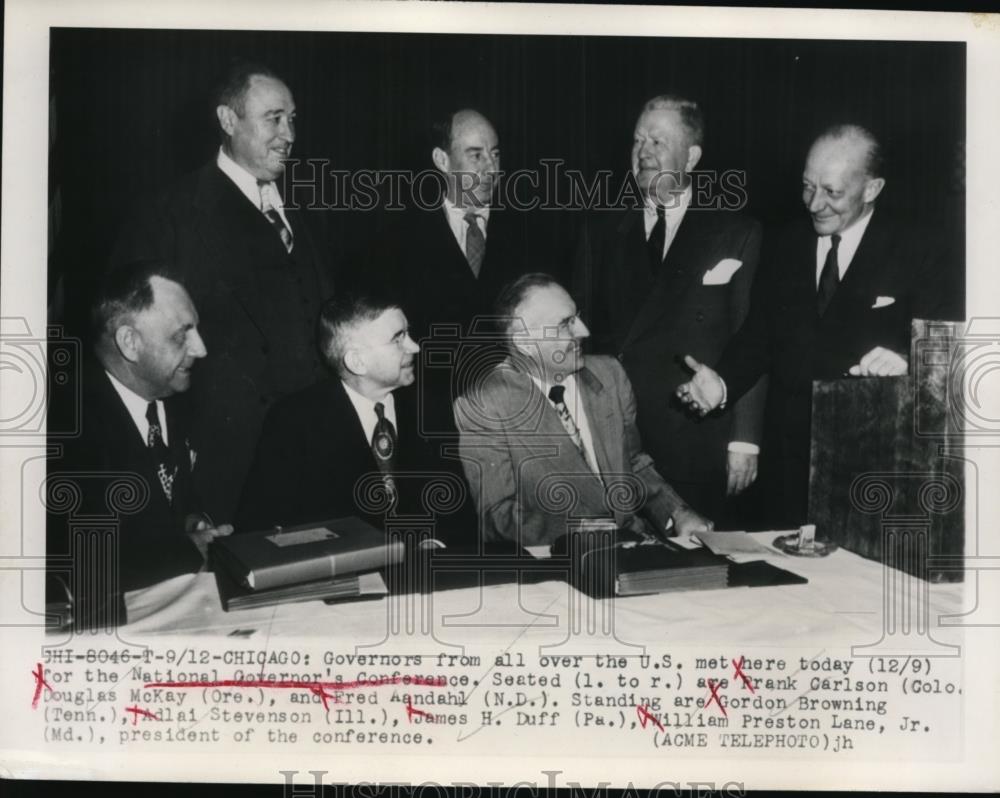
<box><xmin>647</xmin><ymin>205</ymin><xmax>666</xmax><ymax>271</ymax></box>
<box><xmin>548</xmin><ymin>385</ymin><xmax>600</xmax><ymax>475</ymax></box>
<box><xmin>464</xmin><ymin>211</ymin><xmax>485</xmax><ymax>278</ymax></box>
<box><xmin>372</xmin><ymin>402</ymin><xmax>398</xmax><ymax>502</ymax></box>
<box><xmin>145</xmin><ymin>401</ymin><xmax>177</xmax><ymax>504</ymax></box>
<box><xmin>817</xmin><ymin>233</ymin><xmax>841</xmax><ymax>316</ymax></box>
<box><xmin>258</xmin><ymin>181</ymin><xmax>294</xmax><ymax>253</ymax></box>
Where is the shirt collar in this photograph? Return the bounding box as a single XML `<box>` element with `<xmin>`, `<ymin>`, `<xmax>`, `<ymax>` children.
<box><xmin>825</xmin><ymin>206</ymin><xmax>875</xmax><ymax>250</ymax></box>
<box><xmin>530</xmin><ymin>371</ymin><xmax>577</xmax><ymax>400</ymax></box>
<box><xmin>443</xmin><ymin>196</ymin><xmax>491</xmax><ymax>223</ymax></box>
<box><xmin>341</xmin><ymin>380</ymin><xmax>396</xmax><ymax>430</ymax></box>
<box><xmin>105</xmin><ymin>369</ymin><xmax>162</xmax><ymax>441</ymax></box>
<box><xmin>217</xmin><ymin>147</ymin><xmax>270</xmax><ymax>210</ymax></box>
<box><xmin>644</xmin><ymin>185</ymin><xmax>692</xmax><ymax>224</ymax></box>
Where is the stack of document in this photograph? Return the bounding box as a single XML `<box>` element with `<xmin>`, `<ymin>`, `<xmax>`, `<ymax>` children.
<box><xmin>615</xmin><ymin>541</ymin><xmax>730</xmax><ymax>596</ymax></box>
<box><xmin>212</xmin><ymin>517</ymin><xmax>402</xmax><ymax>611</ymax></box>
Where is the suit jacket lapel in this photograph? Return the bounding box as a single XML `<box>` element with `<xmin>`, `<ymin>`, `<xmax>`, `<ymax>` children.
<box><xmin>192</xmin><ymin>165</ymin><xmax>273</xmax><ymax>343</ymax></box>
<box><xmin>826</xmin><ymin>212</ymin><xmax>891</xmax><ymax>316</ymax></box>
<box><xmin>577</xmin><ymin>365</ymin><xmax>617</xmax><ymax>478</ymax></box>
<box><xmin>620</xmin><ymin>210</ymin><xmax>714</xmax><ymax>350</ymax></box>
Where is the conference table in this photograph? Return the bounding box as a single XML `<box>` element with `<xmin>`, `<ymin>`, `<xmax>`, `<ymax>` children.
<box><xmin>119</xmin><ymin>532</ymin><xmax>966</xmax><ymax>651</ymax></box>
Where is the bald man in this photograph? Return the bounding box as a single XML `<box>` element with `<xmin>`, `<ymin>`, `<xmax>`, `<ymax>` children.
<box><xmin>676</xmin><ymin>124</ymin><xmax>962</xmax><ymax>526</ymax></box>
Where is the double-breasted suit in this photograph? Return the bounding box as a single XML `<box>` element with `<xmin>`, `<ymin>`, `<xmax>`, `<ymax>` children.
<box><xmin>574</xmin><ymin>207</ymin><xmax>766</xmax><ymax>515</ymax></box>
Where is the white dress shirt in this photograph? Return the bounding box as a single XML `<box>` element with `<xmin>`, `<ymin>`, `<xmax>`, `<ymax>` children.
<box><xmin>105</xmin><ymin>370</ymin><xmax>167</xmax><ymax>445</ymax></box>
<box><xmin>443</xmin><ymin>198</ymin><xmax>490</xmax><ymax>256</ymax></box>
<box><xmin>342</xmin><ymin>381</ymin><xmax>398</xmax><ymax>445</ymax></box>
<box><xmin>532</xmin><ymin>373</ymin><xmax>601</xmax><ymax>475</ymax></box>
<box><xmin>642</xmin><ymin>186</ymin><xmax>692</xmax><ymax>261</ymax></box>
<box><xmin>815</xmin><ymin>208</ymin><xmax>875</xmax><ymax>286</ymax></box>
<box><xmin>216</xmin><ymin>147</ymin><xmax>291</xmax><ymax>229</ymax></box>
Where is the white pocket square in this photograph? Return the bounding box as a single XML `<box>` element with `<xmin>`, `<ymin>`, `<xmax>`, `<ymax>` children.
<box><xmin>702</xmin><ymin>258</ymin><xmax>743</xmax><ymax>285</ymax></box>
<box><xmin>872</xmin><ymin>296</ymin><xmax>896</xmax><ymax>309</ymax></box>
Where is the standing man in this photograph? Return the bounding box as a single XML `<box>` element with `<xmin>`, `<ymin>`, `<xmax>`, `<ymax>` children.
<box><xmin>115</xmin><ymin>61</ymin><xmax>334</xmax><ymax>526</ymax></box>
<box><xmin>237</xmin><ymin>292</ymin><xmax>472</xmax><ymax>541</ymax></box>
<box><xmin>677</xmin><ymin>124</ymin><xmax>962</xmax><ymax>526</ymax></box>
<box><xmin>454</xmin><ymin>273</ymin><xmax>711</xmax><ymax>547</ymax></box>
<box><xmin>574</xmin><ymin>94</ymin><xmax>766</xmax><ymax>521</ymax></box>
<box><xmin>380</xmin><ymin>108</ymin><xmax>524</xmax><ymax>342</ymax></box>
<box><xmin>47</xmin><ymin>261</ymin><xmax>231</xmax><ymax>625</ymax></box>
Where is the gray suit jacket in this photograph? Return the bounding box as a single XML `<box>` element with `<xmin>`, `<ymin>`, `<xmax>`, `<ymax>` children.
<box><xmin>453</xmin><ymin>355</ymin><xmax>688</xmax><ymax>546</ymax></box>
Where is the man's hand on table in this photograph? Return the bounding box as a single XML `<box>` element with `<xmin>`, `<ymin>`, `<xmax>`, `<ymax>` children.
<box><xmin>185</xmin><ymin>514</ymin><xmax>234</xmax><ymax>561</ymax></box>
<box><xmin>671</xmin><ymin>505</ymin><xmax>714</xmax><ymax>537</ymax></box>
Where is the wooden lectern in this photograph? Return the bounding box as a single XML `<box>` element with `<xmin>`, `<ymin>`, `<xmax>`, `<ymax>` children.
<box><xmin>808</xmin><ymin>320</ymin><xmax>964</xmax><ymax>582</ymax></box>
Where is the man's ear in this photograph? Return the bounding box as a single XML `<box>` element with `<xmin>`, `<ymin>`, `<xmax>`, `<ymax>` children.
<box><xmin>216</xmin><ymin>105</ymin><xmax>237</xmax><ymax>137</ymax></box>
<box><xmin>114</xmin><ymin>325</ymin><xmax>141</xmax><ymax>364</ymax></box>
<box><xmin>431</xmin><ymin>147</ymin><xmax>450</xmax><ymax>174</ymax></box>
<box><xmin>343</xmin><ymin>347</ymin><xmax>367</xmax><ymax>377</ymax></box>
<box><xmin>863</xmin><ymin>176</ymin><xmax>886</xmax><ymax>204</ymax></box>
<box><xmin>685</xmin><ymin>144</ymin><xmax>703</xmax><ymax>173</ymax></box>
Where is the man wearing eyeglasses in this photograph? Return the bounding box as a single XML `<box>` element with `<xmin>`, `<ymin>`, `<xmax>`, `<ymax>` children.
<box><xmin>454</xmin><ymin>273</ymin><xmax>712</xmax><ymax>547</ymax></box>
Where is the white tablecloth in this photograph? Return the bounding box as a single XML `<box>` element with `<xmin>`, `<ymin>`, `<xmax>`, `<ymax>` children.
<box><xmin>122</xmin><ymin>532</ymin><xmax>966</xmax><ymax>649</ymax></box>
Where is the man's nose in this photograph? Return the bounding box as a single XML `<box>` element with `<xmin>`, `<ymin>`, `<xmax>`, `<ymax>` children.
<box><xmin>572</xmin><ymin>318</ymin><xmax>591</xmax><ymax>339</ymax></box>
<box><xmin>404</xmin><ymin>335</ymin><xmax>420</xmax><ymax>354</ymax></box>
<box><xmin>279</xmin><ymin>116</ymin><xmax>295</xmax><ymax>142</ymax></box>
<box><xmin>189</xmin><ymin>330</ymin><xmax>208</xmax><ymax>359</ymax></box>
<box><xmin>807</xmin><ymin>190</ymin><xmax>824</xmax><ymax>213</ymax></box>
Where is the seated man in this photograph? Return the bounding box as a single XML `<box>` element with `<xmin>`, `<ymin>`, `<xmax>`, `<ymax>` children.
<box><xmin>453</xmin><ymin>273</ymin><xmax>712</xmax><ymax>547</ymax></box>
<box><xmin>237</xmin><ymin>292</ymin><xmax>471</xmax><ymax>540</ymax></box>
<box><xmin>47</xmin><ymin>260</ymin><xmax>231</xmax><ymax>628</ymax></box>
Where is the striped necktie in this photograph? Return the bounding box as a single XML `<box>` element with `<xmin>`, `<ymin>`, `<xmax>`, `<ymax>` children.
<box><xmin>258</xmin><ymin>181</ymin><xmax>294</xmax><ymax>253</ymax></box>
<box><xmin>548</xmin><ymin>384</ymin><xmax>600</xmax><ymax>476</ymax></box>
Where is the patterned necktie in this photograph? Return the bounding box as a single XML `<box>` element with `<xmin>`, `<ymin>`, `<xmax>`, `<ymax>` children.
<box><xmin>548</xmin><ymin>384</ymin><xmax>600</xmax><ymax>476</ymax></box>
<box><xmin>647</xmin><ymin>205</ymin><xmax>666</xmax><ymax>271</ymax></box>
<box><xmin>145</xmin><ymin>401</ymin><xmax>177</xmax><ymax>504</ymax></box>
<box><xmin>372</xmin><ymin>402</ymin><xmax>398</xmax><ymax>503</ymax></box>
<box><xmin>817</xmin><ymin>233</ymin><xmax>841</xmax><ymax>316</ymax></box>
<box><xmin>464</xmin><ymin>211</ymin><xmax>485</xmax><ymax>278</ymax></box>
<box><xmin>258</xmin><ymin>181</ymin><xmax>294</xmax><ymax>253</ymax></box>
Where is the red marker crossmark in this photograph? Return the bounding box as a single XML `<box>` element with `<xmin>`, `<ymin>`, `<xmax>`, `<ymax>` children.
<box><xmin>125</xmin><ymin>706</ymin><xmax>160</xmax><ymax>725</ymax></box>
<box><xmin>309</xmin><ymin>684</ymin><xmax>337</xmax><ymax>711</ymax></box>
<box><xmin>732</xmin><ymin>656</ymin><xmax>755</xmax><ymax>693</ymax></box>
<box><xmin>705</xmin><ymin>679</ymin><xmax>727</xmax><ymax>717</ymax></box>
<box><xmin>31</xmin><ymin>663</ymin><xmax>53</xmax><ymax>709</ymax></box>
<box><xmin>636</xmin><ymin>704</ymin><xmax>664</xmax><ymax>732</ymax></box>
<box><xmin>405</xmin><ymin>697</ymin><xmax>434</xmax><ymax>723</ymax></box>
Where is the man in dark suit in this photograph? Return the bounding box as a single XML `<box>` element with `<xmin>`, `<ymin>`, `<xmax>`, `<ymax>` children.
<box><xmin>47</xmin><ymin>261</ymin><xmax>231</xmax><ymax>627</ymax></box>
<box><xmin>237</xmin><ymin>292</ymin><xmax>471</xmax><ymax>542</ymax></box>
<box><xmin>454</xmin><ymin>274</ymin><xmax>712</xmax><ymax>547</ymax></box>
<box><xmin>115</xmin><ymin>61</ymin><xmax>334</xmax><ymax>526</ymax></box>
<box><xmin>677</xmin><ymin>124</ymin><xmax>962</xmax><ymax>526</ymax></box>
<box><xmin>372</xmin><ymin>109</ymin><xmax>526</xmax><ymax>420</ymax></box>
<box><xmin>574</xmin><ymin>94</ymin><xmax>766</xmax><ymax>521</ymax></box>
<box><xmin>379</xmin><ymin>109</ymin><xmax>523</xmax><ymax>340</ymax></box>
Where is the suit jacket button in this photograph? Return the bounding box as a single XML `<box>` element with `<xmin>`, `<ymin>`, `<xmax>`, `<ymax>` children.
<box><xmin>695</xmin><ymin>312</ymin><xmax>705</xmax><ymax>322</ymax></box>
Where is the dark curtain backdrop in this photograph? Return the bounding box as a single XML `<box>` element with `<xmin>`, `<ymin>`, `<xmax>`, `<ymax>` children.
<box><xmin>49</xmin><ymin>29</ymin><xmax>965</xmax><ymax>331</ymax></box>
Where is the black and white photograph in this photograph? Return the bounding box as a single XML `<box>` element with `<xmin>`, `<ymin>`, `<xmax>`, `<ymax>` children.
<box><xmin>1</xmin><ymin>0</ymin><xmax>998</xmax><ymax>792</ymax></box>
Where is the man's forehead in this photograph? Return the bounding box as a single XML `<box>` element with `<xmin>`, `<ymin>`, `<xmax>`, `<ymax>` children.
<box><xmin>635</xmin><ymin>107</ymin><xmax>682</xmax><ymax>134</ymax></box>
<box><xmin>148</xmin><ymin>277</ymin><xmax>195</xmax><ymax>322</ymax></box>
<box><xmin>519</xmin><ymin>285</ymin><xmax>574</xmax><ymax>322</ymax></box>
<box><xmin>452</xmin><ymin>115</ymin><xmax>498</xmax><ymax>148</ymax></box>
<box><xmin>359</xmin><ymin>307</ymin><xmax>406</xmax><ymax>339</ymax></box>
<box><xmin>245</xmin><ymin>76</ymin><xmax>294</xmax><ymax>109</ymax></box>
